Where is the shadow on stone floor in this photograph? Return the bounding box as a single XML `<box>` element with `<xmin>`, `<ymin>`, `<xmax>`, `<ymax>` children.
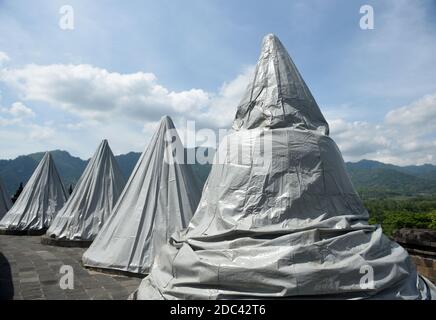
<box><xmin>0</xmin><ymin>253</ymin><xmax>14</xmax><ymax>300</ymax></box>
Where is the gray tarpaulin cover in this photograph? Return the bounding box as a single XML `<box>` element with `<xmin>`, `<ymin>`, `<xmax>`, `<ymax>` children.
<box><xmin>0</xmin><ymin>176</ymin><xmax>12</xmax><ymax>220</ymax></box>
<box><xmin>0</xmin><ymin>152</ymin><xmax>67</xmax><ymax>231</ymax></box>
<box><xmin>46</xmin><ymin>140</ymin><xmax>126</xmax><ymax>241</ymax></box>
<box><xmin>82</xmin><ymin>116</ymin><xmax>201</xmax><ymax>274</ymax></box>
<box><xmin>133</xmin><ymin>34</ymin><xmax>435</xmax><ymax>299</ymax></box>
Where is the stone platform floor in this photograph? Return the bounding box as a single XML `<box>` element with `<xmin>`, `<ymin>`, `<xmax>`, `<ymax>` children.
<box><xmin>0</xmin><ymin>235</ymin><xmax>142</xmax><ymax>300</ymax></box>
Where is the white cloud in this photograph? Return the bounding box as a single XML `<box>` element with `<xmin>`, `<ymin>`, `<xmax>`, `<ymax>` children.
<box><xmin>29</xmin><ymin>124</ymin><xmax>55</xmax><ymax>140</ymax></box>
<box><xmin>0</xmin><ymin>116</ymin><xmax>19</xmax><ymax>126</ymax></box>
<box><xmin>330</xmin><ymin>93</ymin><xmax>436</xmax><ymax>165</ymax></box>
<box><xmin>385</xmin><ymin>93</ymin><xmax>436</xmax><ymax>130</ymax></box>
<box><xmin>199</xmin><ymin>66</ymin><xmax>254</xmax><ymax>128</ymax></box>
<box><xmin>0</xmin><ymin>59</ymin><xmax>435</xmax><ymax>165</ymax></box>
<box><xmin>0</xmin><ymin>52</ymin><xmax>10</xmax><ymax>66</ymax></box>
<box><xmin>65</xmin><ymin>119</ymin><xmax>100</xmax><ymax>131</ymax></box>
<box><xmin>0</xmin><ymin>62</ymin><xmax>252</xmax><ymax>158</ymax></box>
<box><xmin>7</xmin><ymin>101</ymin><xmax>35</xmax><ymax>118</ymax></box>
<box><xmin>0</xmin><ymin>63</ymin><xmax>253</xmax><ymax>129</ymax></box>
<box><xmin>0</xmin><ymin>102</ymin><xmax>35</xmax><ymax>126</ymax></box>
<box><xmin>0</xmin><ymin>64</ymin><xmax>211</xmax><ymax>124</ymax></box>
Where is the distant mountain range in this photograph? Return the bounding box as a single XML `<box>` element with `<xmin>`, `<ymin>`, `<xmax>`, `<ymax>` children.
<box><xmin>0</xmin><ymin>150</ymin><xmax>135</xmax><ymax>196</ymax></box>
<box><xmin>0</xmin><ymin>150</ymin><xmax>435</xmax><ymax>199</ymax></box>
<box><xmin>346</xmin><ymin>160</ymin><xmax>436</xmax><ymax>198</ymax></box>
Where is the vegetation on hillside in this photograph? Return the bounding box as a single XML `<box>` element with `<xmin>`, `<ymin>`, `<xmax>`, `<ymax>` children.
<box><xmin>365</xmin><ymin>195</ymin><xmax>436</xmax><ymax>236</ymax></box>
<box><xmin>2</xmin><ymin>151</ymin><xmax>436</xmax><ymax>235</ymax></box>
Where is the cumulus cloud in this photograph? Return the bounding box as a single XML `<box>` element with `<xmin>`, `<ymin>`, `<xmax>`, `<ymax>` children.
<box><xmin>0</xmin><ymin>101</ymin><xmax>35</xmax><ymax>127</ymax></box>
<box><xmin>0</xmin><ymin>63</ymin><xmax>254</xmax><ymax>129</ymax></box>
<box><xmin>0</xmin><ymin>117</ymin><xmax>19</xmax><ymax>127</ymax></box>
<box><xmin>0</xmin><ymin>60</ymin><xmax>255</xmax><ymax>159</ymax></box>
<box><xmin>0</xmin><ymin>59</ymin><xmax>435</xmax><ymax>165</ymax></box>
<box><xmin>330</xmin><ymin>93</ymin><xmax>436</xmax><ymax>165</ymax></box>
<box><xmin>385</xmin><ymin>94</ymin><xmax>436</xmax><ymax>130</ymax></box>
<box><xmin>0</xmin><ymin>64</ymin><xmax>212</xmax><ymax>124</ymax></box>
<box><xmin>7</xmin><ymin>102</ymin><xmax>35</xmax><ymax>118</ymax></box>
<box><xmin>0</xmin><ymin>52</ymin><xmax>10</xmax><ymax>66</ymax></box>
<box><xmin>28</xmin><ymin>124</ymin><xmax>55</xmax><ymax>140</ymax></box>
<box><xmin>0</xmin><ymin>62</ymin><xmax>253</xmax><ymax>158</ymax></box>
<box><xmin>198</xmin><ymin>66</ymin><xmax>254</xmax><ymax>128</ymax></box>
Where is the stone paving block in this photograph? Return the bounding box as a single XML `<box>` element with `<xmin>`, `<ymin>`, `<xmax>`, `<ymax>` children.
<box><xmin>39</xmin><ymin>273</ymin><xmax>59</xmax><ymax>280</ymax></box>
<box><xmin>90</xmin><ymin>294</ymin><xmax>112</xmax><ymax>300</ymax></box>
<box><xmin>18</xmin><ymin>266</ymin><xmax>34</xmax><ymax>271</ymax></box>
<box><xmin>47</xmin><ymin>295</ymin><xmax>68</xmax><ymax>300</ymax></box>
<box><xmin>18</xmin><ymin>271</ymin><xmax>37</xmax><ymax>277</ymax></box>
<box><xmin>124</xmin><ymin>284</ymin><xmax>139</xmax><ymax>291</ymax></box>
<box><xmin>85</xmin><ymin>286</ymin><xmax>106</xmax><ymax>294</ymax></box>
<box><xmin>110</xmin><ymin>293</ymin><xmax>129</xmax><ymax>300</ymax></box>
<box><xmin>65</xmin><ymin>292</ymin><xmax>90</xmax><ymax>299</ymax></box>
<box><xmin>119</xmin><ymin>279</ymin><xmax>142</xmax><ymax>287</ymax></box>
<box><xmin>20</xmin><ymin>277</ymin><xmax>40</xmax><ymax>284</ymax></box>
<box><xmin>102</xmin><ymin>282</ymin><xmax>123</xmax><ymax>289</ymax></box>
<box><xmin>22</xmin><ymin>291</ymin><xmax>44</xmax><ymax>299</ymax></box>
<box><xmin>35</xmin><ymin>251</ymin><xmax>58</xmax><ymax>260</ymax></box>
<box><xmin>41</xmin><ymin>279</ymin><xmax>59</xmax><ymax>286</ymax></box>
<box><xmin>17</xmin><ymin>267</ymin><xmax>34</xmax><ymax>272</ymax></box>
<box><xmin>42</xmin><ymin>289</ymin><xmax>64</xmax><ymax>296</ymax></box>
<box><xmin>23</xmin><ymin>294</ymin><xmax>44</xmax><ymax>300</ymax></box>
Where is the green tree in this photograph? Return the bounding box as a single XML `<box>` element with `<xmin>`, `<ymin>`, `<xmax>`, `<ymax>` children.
<box><xmin>11</xmin><ymin>182</ymin><xmax>24</xmax><ymax>203</ymax></box>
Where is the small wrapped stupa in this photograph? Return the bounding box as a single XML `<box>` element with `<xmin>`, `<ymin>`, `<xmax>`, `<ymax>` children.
<box><xmin>82</xmin><ymin>116</ymin><xmax>201</xmax><ymax>274</ymax></box>
<box><xmin>44</xmin><ymin>140</ymin><xmax>126</xmax><ymax>246</ymax></box>
<box><xmin>0</xmin><ymin>152</ymin><xmax>67</xmax><ymax>234</ymax></box>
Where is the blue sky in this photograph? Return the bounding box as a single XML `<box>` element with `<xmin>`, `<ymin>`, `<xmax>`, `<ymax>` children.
<box><xmin>0</xmin><ymin>0</ymin><xmax>435</xmax><ymax>165</ymax></box>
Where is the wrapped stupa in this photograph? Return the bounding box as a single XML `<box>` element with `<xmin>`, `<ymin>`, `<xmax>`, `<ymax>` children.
<box><xmin>132</xmin><ymin>34</ymin><xmax>435</xmax><ymax>299</ymax></box>
<box><xmin>0</xmin><ymin>176</ymin><xmax>12</xmax><ymax>220</ymax></box>
<box><xmin>0</xmin><ymin>152</ymin><xmax>67</xmax><ymax>234</ymax></box>
<box><xmin>82</xmin><ymin>116</ymin><xmax>201</xmax><ymax>274</ymax></box>
<box><xmin>44</xmin><ymin>140</ymin><xmax>126</xmax><ymax>246</ymax></box>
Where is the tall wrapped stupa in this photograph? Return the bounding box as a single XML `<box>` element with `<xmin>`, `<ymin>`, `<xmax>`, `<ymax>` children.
<box><xmin>133</xmin><ymin>34</ymin><xmax>435</xmax><ymax>299</ymax></box>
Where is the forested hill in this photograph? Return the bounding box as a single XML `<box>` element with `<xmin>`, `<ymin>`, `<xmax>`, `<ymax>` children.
<box><xmin>1</xmin><ymin>151</ymin><xmax>435</xmax><ymax>199</ymax></box>
<box><xmin>347</xmin><ymin>160</ymin><xmax>436</xmax><ymax>198</ymax></box>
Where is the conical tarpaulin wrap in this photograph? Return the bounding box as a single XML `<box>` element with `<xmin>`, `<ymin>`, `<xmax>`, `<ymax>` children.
<box><xmin>47</xmin><ymin>140</ymin><xmax>126</xmax><ymax>241</ymax></box>
<box><xmin>233</xmin><ymin>34</ymin><xmax>329</xmax><ymax>134</ymax></box>
<box><xmin>0</xmin><ymin>177</ymin><xmax>12</xmax><ymax>220</ymax></box>
<box><xmin>82</xmin><ymin>116</ymin><xmax>201</xmax><ymax>274</ymax></box>
<box><xmin>134</xmin><ymin>34</ymin><xmax>435</xmax><ymax>299</ymax></box>
<box><xmin>0</xmin><ymin>152</ymin><xmax>67</xmax><ymax>231</ymax></box>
